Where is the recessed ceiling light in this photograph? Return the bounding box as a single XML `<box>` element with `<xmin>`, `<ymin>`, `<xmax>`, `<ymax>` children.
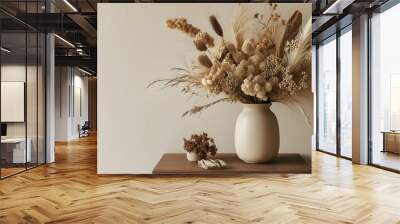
<box><xmin>323</xmin><ymin>0</ymin><xmax>340</xmax><ymax>14</ymax></box>
<box><xmin>1</xmin><ymin>47</ymin><xmax>11</xmax><ymax>53</ymax></box>
<box><xmin>54</xmin><ymin>34</ymin><xmax>75</xmax><ymax>48</ymax></box>
<box><xmin>63</xmin><ymin>0</ymin><xmax>78</xmax><ymax>12</ymax></box>
<box><xmin>78</xmin><ymin>67</ymin><xmax>93</xmax><ymax>76</ymax></box>
<box><xmin>323</xmin><ymin>0</ymin><xmax>352</xmax><ymax>15</ymax></box>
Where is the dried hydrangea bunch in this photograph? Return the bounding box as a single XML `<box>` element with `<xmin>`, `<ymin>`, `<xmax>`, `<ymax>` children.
<box><xmin>150</xmin><ymin>4</ymin><xmax>311</xmax><ymax>117</ymax></box>
<box><xmin>183</xmin><ymin>132</ymin><xmax>217</xmax><ymax>160</ymax></box>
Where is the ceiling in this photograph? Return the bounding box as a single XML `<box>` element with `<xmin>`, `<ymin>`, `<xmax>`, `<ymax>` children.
<box><xmin>0</xmin><ymin>0</ymin><xmax>393</xmax><ymax>75</ymax></box>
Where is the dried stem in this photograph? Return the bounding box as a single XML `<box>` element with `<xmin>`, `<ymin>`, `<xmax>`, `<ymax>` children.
<box><xmin>182</xmin><ymin>98</ymin><xmax>233</xmax><ymax>117</ymax></box>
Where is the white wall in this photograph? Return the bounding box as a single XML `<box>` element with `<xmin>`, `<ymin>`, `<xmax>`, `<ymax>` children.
<box><xmin>72</xmin><ymin>73</ymin><xmax>89</xmax><ymax>138</ymax></box>
<box><xmin>1</xmin><ymin>82</ymin><xmax>25</xmax><ymax>122</ymax></box>
<box><xmin>1</xmin><ymin>66</ymin><xmax>26</xmax><ymax>127</ymax></box>
<box><xmin>55</xmin><ymin>67</ymin><xmax>70</xmax><ymax>141</ymax></box>
<box><xmin>55</xmin><ymin>67</ymin><xmax>89</xmax><ymax>141</ymax></box>
<box><xmin>98</xmin><ymin>3</ymin><xmax>313</xmax><ymax>174</ymax></box>
<box><xmin>1</xmin><ymin>65</ymin><xmax>40</xmax><ymax>138</ymax></box>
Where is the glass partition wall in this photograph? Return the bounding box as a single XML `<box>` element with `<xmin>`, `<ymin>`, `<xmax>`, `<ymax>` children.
<box><xmin>317</xmin><ymin>35</ymin><xmax>337</xmax><ymax>155</ymax></box>
<box><xmin>316</xmin><ymin>26</ymin><xmax>353</xmax><ymax>159</ymax></box>
<box><xmin>370</xmin><ymin>3</ymin><xmax>400</xmax><ymax>171</ymax></box>
<box><xmin>0</xmin><ymin>3</ymin><xmax>46</xmax><ymax>179</ymax></box>
<box><xmin>339</xmin><ymin>27</ymin><xmax>352</xmax><ymax>158</ymax></box>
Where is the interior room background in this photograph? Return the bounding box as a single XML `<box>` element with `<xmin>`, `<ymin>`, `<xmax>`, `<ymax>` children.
<box><xmin>55</xmin><ymin>67</ymin><xmax>90</xmax><ymax>141</ymax></box>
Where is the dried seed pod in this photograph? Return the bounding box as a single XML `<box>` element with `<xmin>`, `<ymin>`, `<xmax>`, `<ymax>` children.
<box><xmin>165</xmin><ymin>18</ymin><xmax>200</xmax><ymax>38</ymax></box>
<box><xmin>209</xmin><ymin>15</ymin><xmax>224</xmax><ymax>37</ymax></box>
<box><xmin>193</xmin><ymin>40</ymin><xmax>207</xmax><ymax>51</ymax></box>
<box><xmin>198</xmin><ymin>54</ymin><xmax>213</xmax><ymax>68</ymax></box>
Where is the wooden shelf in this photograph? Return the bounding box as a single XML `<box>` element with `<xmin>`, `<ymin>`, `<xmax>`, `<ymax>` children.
<box><xmin>152</xmin><ymin>153</ymin><xmax>311</xmax><ymax>175</ymax></box>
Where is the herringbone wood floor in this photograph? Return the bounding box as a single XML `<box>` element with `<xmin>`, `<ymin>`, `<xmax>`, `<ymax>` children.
<box><xmin>1</xmin><ymin>135</ymin><xmax>400</xmax><ymax>224</ymax></box>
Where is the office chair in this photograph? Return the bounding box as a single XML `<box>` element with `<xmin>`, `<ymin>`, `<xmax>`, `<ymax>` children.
<box><xmin>79</xmin><ymin>121</ymin><xmax>90</xmax><ymax>138</ymax></box>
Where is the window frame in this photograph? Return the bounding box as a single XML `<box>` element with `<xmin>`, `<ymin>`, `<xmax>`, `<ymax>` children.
<box><xmin>367</xmin><ymin>0</ymin><xmax>400</xmax><ymax>173</ymax></box>
<box><xmin>315</xmin><ymin>24</ymin><xmax>353</xmax><ymax>161</ymax></box>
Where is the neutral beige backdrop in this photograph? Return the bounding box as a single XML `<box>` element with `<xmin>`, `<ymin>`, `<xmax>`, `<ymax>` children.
<box><xmin>97</xmin><ymin>3</ymin><xmax>313</xmax><ymax>174</ymax></box>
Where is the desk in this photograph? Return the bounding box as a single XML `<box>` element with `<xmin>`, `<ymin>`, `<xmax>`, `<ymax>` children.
<box><xmin>1</xmin><ymin>138</ymin><xmax>31</xmax><ymax>163</ymax></box>
<box><xmin>382</xmin><ymin>131</ymin><xmax>400</xmax><ymax>154</ymax></box>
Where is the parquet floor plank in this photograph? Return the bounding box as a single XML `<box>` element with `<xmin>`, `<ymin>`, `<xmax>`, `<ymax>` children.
<box><xmin>0</xmin><ymin>135</ymin><xmax>399</xmax><ymax>223</ymax></box>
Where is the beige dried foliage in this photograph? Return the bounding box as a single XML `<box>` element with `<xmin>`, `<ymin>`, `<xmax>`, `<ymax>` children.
<box><xmin>194</xmin><ymin>32</ymin><xmax>214</xmax><ymax>48</ymax></box>
<box><xmin>150</xmin><ymin>5</ymin><xmax>312</xmax><ymax>119</ymax></box>
<box><xmin>278</xmin><ymin>10</ymin><xmax>302</xmax><ymax>57</ymax></box>
<box><xmin>166</xmin><ymin>18</ymin><xmax>200</xmax><ymax>37</ymax></box>
<box><xmin>232</xmin><ymin>7</ymin><xmax>253</xmax><ymax>49</ymax></box>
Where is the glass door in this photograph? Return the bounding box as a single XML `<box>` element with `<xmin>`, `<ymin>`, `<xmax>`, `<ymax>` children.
<box><xmin>0</xmin><ymin>1</ymin><xmax>47</xmax><ymax>179</ymax></box>
<box><xmin>316</xmin><ymin>25</ymin><xmax>353</xmax><ymax>159</ymax></box>
<box><xmin>339</xmin><ymin>27</ymin><xmax>352</xmax><ymax>158</ymax></box>
<box><xmin>0</xmin><ymin>31</ymin><xmax>28</xmax><ymax>178</ymax></box>
<box><xmin>370</xmin><ymin>3</ymin><xmax>400</xmax><ymax>171</ymax></box>
<box><xmin>317</xmin><ymin>35</ymin><xmax>337</xmax><ymax>154</ymax></box>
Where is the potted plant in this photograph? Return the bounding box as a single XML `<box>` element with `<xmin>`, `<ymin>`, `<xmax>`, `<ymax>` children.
<box><xmin>149</xmin><ymin>4</ymin><xmax>311</xmax><ymax>163</ymax></box>
<box><xmin>183</xmin><ymin>132</ymin><xmax>217</xmax><ymax>161</ymax></box>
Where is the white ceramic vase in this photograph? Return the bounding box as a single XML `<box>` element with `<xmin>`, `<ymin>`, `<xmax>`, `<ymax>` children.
<box><xmin>186</xmin><ymin>152</ymin><xmax>200</xmax><ymax>162</ymax></box>
<box><xmin>235</xmin><ymin>103</ymin><xmax>280</xmax><ymax>163</ymax></box>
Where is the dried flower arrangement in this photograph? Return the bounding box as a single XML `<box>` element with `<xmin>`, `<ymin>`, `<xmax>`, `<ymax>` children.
<box><xmin>183</xmin><ymin>132</ymin><xmax>217</xmax><ymax>159</ymax></box>
<box><xmin>149</xmin><ymin>4</ymin><xmax>311</xmax><ymax>122</ymax></box>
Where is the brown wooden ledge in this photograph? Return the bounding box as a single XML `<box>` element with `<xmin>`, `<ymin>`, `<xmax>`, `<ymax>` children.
<box><xmin>152</xmin><ymin>153</ymin><xmax>311</xmax><ymax>175</ymax></box>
